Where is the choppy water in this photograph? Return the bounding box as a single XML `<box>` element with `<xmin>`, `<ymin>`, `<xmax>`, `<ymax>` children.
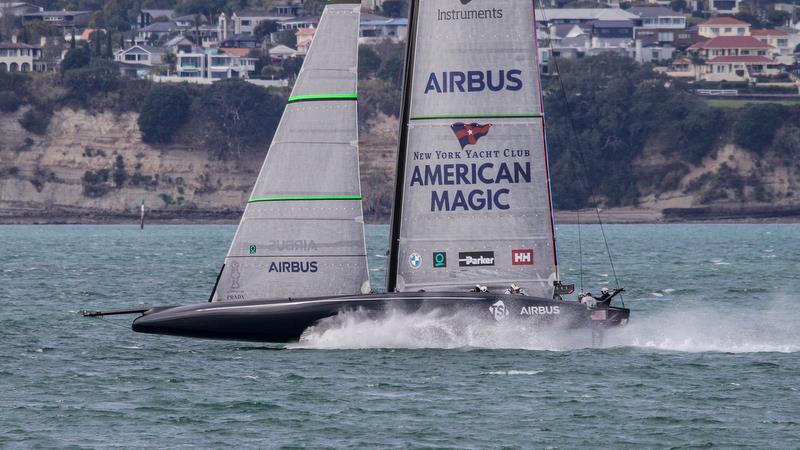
<box><xmin>1</xmin><ymin>224</ymin><xmax>799</xmax><ymax>448</ymax></box>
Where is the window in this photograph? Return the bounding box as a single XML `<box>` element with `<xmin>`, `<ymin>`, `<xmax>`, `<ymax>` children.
<box><xmin>679</xmin><ymin>33</ymin><xmax>690</xmax><ymax>39</ymax></box>
<box><xmin>658</xmin><ymin>32</ymin><xmax>674</xmax><ymax>41</ymax></box>
<box><xmin>240</xmin><ymin>19</ymin><xmax>251</xmax><ymax>26</ymax></box>
<box><xmin>125</xmin><ymin>54</ymin><xmax>136</xmax><ymax>61</ymax></box>
<box><xmin>652</xmin><ymin>50</ymin><xmax>659</xmax><ymax>59</ymax></box>
<box><xmin>672</xmin><ymin>18</ymin><xmax>683</xmax><ymax>24</ymax></box>
<box><xmin>777</xmin><ymin>38</ymin><xmax>788</xmax><ymax>47</ymax></box>
<box><xmin>737</xmin><ymin>27</ymin><xmax>744</xmax><ymax>35</ymax></box>
<box><xmin>724</xmin><ymin>27</ymin><xmax>732</xmax><ymax>33</ymax></box>
<box><xmin>711</xmin><ymin>27</ymin><xmax>720</xmax><ymax>34</ymax></box>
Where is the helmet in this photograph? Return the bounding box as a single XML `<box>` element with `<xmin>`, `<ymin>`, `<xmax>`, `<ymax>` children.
<box><xmin>479</xmin><ymin>285</ymin><xmax>488</xmax><ymax>292</ymax></box>
<box><xmin>511</xmin><ymin>283</ymin><xmax>519</xmax><ymax>290</ymax></box>
<box><xmin>601</xmin><ymin>287</ymin><xmax>609</xmax><ymax>293</ymax></box>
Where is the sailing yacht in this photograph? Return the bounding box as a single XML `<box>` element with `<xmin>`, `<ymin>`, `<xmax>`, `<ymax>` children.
<box><xmin>86</xmin><ymin>0</ymin><xmax>629</xmax><ymax>342</ymax></box>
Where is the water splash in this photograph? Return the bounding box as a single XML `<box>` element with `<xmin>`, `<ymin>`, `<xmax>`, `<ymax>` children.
<box><xmin>292</xmin><ymin>297</ymin><xmax>800</xmax><ymax>353</ymax></box>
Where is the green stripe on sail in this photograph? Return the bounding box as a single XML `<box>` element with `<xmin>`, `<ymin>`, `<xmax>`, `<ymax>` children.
<box><xmin>287</xmin><ymin>94</ymin><xmax>358</xmax><ymax>103</ymax></box>
<box><xmin>410</xmin><ymin>113</ymin><xmax>543</xmax><ymax>120</ymax></box>
<box><xmin>248</xmin><ymin>195</ymin><xmax>362</xmax><ymax>203</ymax></box>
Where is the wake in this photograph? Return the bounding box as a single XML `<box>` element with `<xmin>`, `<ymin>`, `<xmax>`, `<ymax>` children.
<box><xmin>291</xmin><ymin>297</ymin><xmax>800</xmax><ymax>353</ymax></box>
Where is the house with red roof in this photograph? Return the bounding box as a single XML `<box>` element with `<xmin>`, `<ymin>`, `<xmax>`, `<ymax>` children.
<box><xmin>750</xmin><ymin>28</ymin><xmax>799</xmax><ymax>63</ymax></box>
<box><xmin>688</xmin><ymin>35</ymin><xmax>781</xmax><ymax>81</ymax></box>
<box><xmin>698</xmin><ymin>17</ymin><xmax>750</xmax><ymax>38</ymax></box>
<box><xmin>0</xmin><ymin>36</ymin><xmax>42</xmax><ymax>72</ymax></box>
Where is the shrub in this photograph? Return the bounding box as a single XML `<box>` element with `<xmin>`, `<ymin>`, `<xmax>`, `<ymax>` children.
<box><xmin>733</xmin><ymin>103</ymin><xmax>785</xmax><ymax>153</ymax></box>
<box><xmin>0</xmin><ymin>91</ymin><xmax>21</xmax><ymax>112</ymax></box>
<box><xmin>138</xmin><ymin>84</ymin><xmax>191</xmax><ymax>144</ymax></box>
<box><xmin>82</xmin><ymin>169</ymin><xmax>111</xmax><ymax>197</ymax></box>
<box><xmin>112</xmin><ymin>155</ymin><xmax>127</xmax><ymax>187</ymax></box>
<box><xmin>18</xmin><ymin>107</ymin><xmax>52</xmax><ymax>134</ymax></box>
<box><xmin>61</xmin><ymin>47</ymin><xmax>91</xmax><ymax>73</ymax></box>
<box><xmin>62</xmin><ymin>60</ymin><xmax>121</xmax><ymax>104</ymax></box>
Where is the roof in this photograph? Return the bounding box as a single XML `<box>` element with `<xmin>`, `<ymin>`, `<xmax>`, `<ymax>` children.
<box><xmin>672</xmin><ymin>57</ymin><xmax>692</xmax><ymax>63</ymax></box>
<box><xmin>24</xmin><ymin>10</ymin><xmax>90</xmax><ymax>17</ymax></box>
<box><xmin>691</xmin><ymin>36</ymin><xmax>774</xmax><ymax>49</ymax></box>
<box><xmin>536</xmin><ymin>8</ymin><xmax>638</xmax><ymax>22</ymax></box>
<box><xmin>164</xmin><ymin>35</ymin><xmax>192</xmax><ymax>46</ymax></box>
<box><xmin>234</xmin><ymin>9</ymin><xmax>290</xmax><ymax>18</ymax></box>
<box><xmin>174</xmin><ymin>13</ymin><xmax>207</xmax><ymax>23</ymax></box>
<box><xmin>627</xmin><ymin>6</ymin><xmax>682</xmax><ymax>17</ymax></box>
<box><xmin>296</xmin><ymin>26</ymin><xmax>316</xmax><ymax>35</ymax></box>
<box><xmin>140</xmin><ymin>21</ymin><xmax>179</xmax><ymax>32</ymax></box>
<box><xmin>751</xmin><ymin>28</ymin><xmax>789</xmax><ymax>36</ymax></box>
<box><xmin>590</xmin><ymin>20</ymin><xmax>634</xmax><ymax>28</ymax></box>
<box><xmin>269</xmin><ymin>44</ymin><xmax>296</xmax><ymax>54</ymax></box>
<box><xmin>707</xmin><ymin>55</ymin><xmax>775</xmax><ymax>63</ymax></box>
<box><xmin>123</xmin><ymin>44</ymin><xmax>165</xmax><ymax>54</ymax></box>
<box><xmin>0</xmin><ymin>41</ymin><xmax>38</xmax><ymax>48</ymax></box>
<box><xmin>220</xmin><ymin>47</ymin><xmax>250</xmax><ymax>57</ymax></box>
<box><xmin>551</xmin><ymin>23</ymin><xmax>584</xmax><ymax>38</ymax></box>
<box><xmin>699</xmin><ymin>16</ymin><xmax>748</xmax><ymax>26</ymax></box>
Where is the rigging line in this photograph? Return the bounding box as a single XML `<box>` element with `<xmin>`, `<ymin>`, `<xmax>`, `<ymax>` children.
<box><xmin>536</xmin><ymin>2</ymin><xmax>623</xmax><ymax>302</ymax></box>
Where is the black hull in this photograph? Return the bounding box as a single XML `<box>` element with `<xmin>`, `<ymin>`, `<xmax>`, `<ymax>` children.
<box><xmin>132</xmin><ymin>292</ymin><xmax>630</xmax><ymax>343</ymax></box>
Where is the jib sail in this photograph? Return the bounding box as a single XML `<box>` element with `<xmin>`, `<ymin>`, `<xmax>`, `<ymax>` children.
<box><xmin>387</xmin><ymin>0</ymin><xmax>558</xmax><ymax>298</ymax></box>
<box><xmin>213</xmin><ymin>1</ymin><xmax>369</xmax><ymax>302</ymax></box>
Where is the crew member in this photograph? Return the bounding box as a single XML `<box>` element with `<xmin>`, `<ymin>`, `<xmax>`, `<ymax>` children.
<box><xmin>504</xmin><ymin>283</ymin><xmax>525</xmax><ymax>295</ymax></box>
<box><xmin>470</xmin><ymin>285</ymin><xmax>488</xmax><ymax>293</ymax></box>
<box><xmin>579</xmin><ymin>292</ymin><xmax>597</xmax><ymax>308</ymax></box>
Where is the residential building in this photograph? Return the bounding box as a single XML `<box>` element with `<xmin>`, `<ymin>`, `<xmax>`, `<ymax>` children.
<box><xmin>751</xmin><ymin>28</ymin><xmax>798</xmax><ymax>63</ymax></box>
<box><xmin>136</xmin><ymin>21</ymin><xmax>180</xmax><ymax>44</ymax></box>
<box><xmin>359</xmin><ymin>14</ymin><xmax>408</xmax><ymax>43</ymax></box>
<box><xmin>635</xmin><ymin>27</ymin><xmax>702</xmax><ymax>49</ymax></box>
<box><xmin>268</xmin><ymin>44</ymin><xmax>297</xmax><ymax>62</ymax></box>
<box><xmin>635</xmin><ymin>40</ymin><xmax>675</xmax><ymax>62</ymax></box>
<box><xmin>277</xmin><ymin>16</ymin><xmax>317</xmax><ymax>31</ymax></box>
<box><xmin>663</xmin><ymin>57</ymin><xmax>699</xmax><ymax>78</ymax></box>
<box><xmin>0</xmin><ymin>37</ymin><xmax>41</xmax><ymax>72</ymax></box>
<box><xmin>697</xmin><ymin>16</ymin><xmax>750</xmax><ymax>38</ymax></box>
<box><xmin>231</xmin><ymin>10</ymin><xmax>293</xmax><ymax>36</ymax></box>
<box><xmin>173</xmin><ymin>14</ymin><xmax>207</xmax><ymax>28</ymax></box>
<box><xmin>709</xmin><ymin>0</ymin><xmax>741</xmax><ymax>14</ymax></box>
<box><xmin>0</xmin><ymin>2</ymin><xmax>42</xmax><ymax>17</ymax></box>
<box><xmin>114</xmin><ymin>44</ymin><xmax>166</xmax><ymax>74</ymax></box>
<box><xmin>689</xmin><ymin>35</ymin><xmax>781</xmax><ymax>81</ymax></box>
<box><xmin>535</xmin><ymin>8</ymin><xmax>638</xmax><ymax>26</ymax></box>
<box><xmin>22</xmin><ymin>10</ymin><xmax>91</xmax><ymax>28</ymax></box>
<box><xmin>175</xmin><ymin>48</ymin><xmax>256</xmax><ymax>80</ymax></box>
<box><xmin>295</xmin><ymin>26</ymin><xmax>314</xmax><ymax>54</ymax></box>
<box><xmin>163</xmin><ymin>35</ymin><xmax>193</xmax><ymax>54</ymax></box>
<box><xmin>690</xmin><ymin>35</ymin><xmax>774</xmax><ymax>58</ymax></box>
<box><xmin>627</xmin><ymin>6</ymin><xmax>687</xmax><ymax>29</ymax></box>
<box><xmin>218</xmin><ymin>33</ymin><xmax>261</xmax><ymax>57</ymax></box>
<box><xmin>590</xmin><ymin>20</ymin><xmax>634</xmax><ymax>39</ymax></box>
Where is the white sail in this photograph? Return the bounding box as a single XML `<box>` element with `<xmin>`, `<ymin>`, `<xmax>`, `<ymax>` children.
<box><xmin>213</xmin><ymin>1</ymin><xmax>370</xmax><ymax>301</ymax></box>
<box><xmin>388</xmin><ymin>0</ymin><xmax>559</xmax><ymax>298</ymax></box>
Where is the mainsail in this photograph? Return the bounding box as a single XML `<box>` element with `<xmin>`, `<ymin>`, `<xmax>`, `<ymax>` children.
<box><xmin>387</xmin><ymin>0</ymin><xmax>558</xmax><ymax>298</ymax></box>
<box><xmin>213</xmin><ymin>0</ymin><xmax>369</xmax><ymax>302</ymax></box>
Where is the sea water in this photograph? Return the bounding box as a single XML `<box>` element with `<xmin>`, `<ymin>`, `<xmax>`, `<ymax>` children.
<box><xmin>0</xmin><ymin>224</ymin><xmax>798</xmax><ymax>448</ymax></box>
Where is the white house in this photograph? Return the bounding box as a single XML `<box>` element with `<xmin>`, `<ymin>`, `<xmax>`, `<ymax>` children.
<box><xmin>0</xmin><ymin>37</ymin><xmax>41</xmax><ymax>72</ymax></box>
<box><xmin>176</xmin><ymin>48</ymin><xmax>256</xmax><ymax>80</ymax></box>
<box><xmin>698</xmin><ymin>16</ymin><xmax>750</xmax><ymax>38</ymax></box>
<box><xmin>359</xmin><ymin>14</ymin><xmax>408</xmax><ymax>43</ymax></box>
<box><xmin>114</xmin><ymin>45</ymin><xmax>165</xmax><ymax>66</ymax></box>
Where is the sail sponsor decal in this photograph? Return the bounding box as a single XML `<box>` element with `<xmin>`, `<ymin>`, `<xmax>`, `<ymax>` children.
<box><xmin>268</xmin><ymin>261</ymin><xmax>319</xmax><ymax>273</ymax></box>
<box><xmin>459</xmin><ymin>251</ymin><xmax>495</xmax><ymax>267</ymax></box>
<box><xmin>489</xmin><ymin>300</ymin><xmax>509</xmax><ymax>321</ymax></box>
<box><xmin>424</xmin><ymin>70</ymin><xmax>522</xmax><ymax>94</ymax></box>
<box><xmin>512</xmin><ymin>249</ymin><xmax>534</xmax><ymax>265</ymax></box>
<box><xmin>226</xmin><ymin>261</ymin><xmax>246</xmax><ymax>300</ymax></box>
<box><xmin>408</xmin><ymin>252</ymin><xmax>423</xmax><ymax>269</ymax></box>
<box><xmin>437</xmin><ymin>0</ymin><xmax>503</xmax><ymax>21</ymax></box>
<box><xmin>451</xmin><ymin>122</ymin><xmax>492</xmax><ymax>148</ymax></box>
<box><xmin>520</xmin><ymin>305</ymin><xmax>560</xmax><ymax>315</ymax></box>
<box><xmin>249</xmin><ymin>245</ymin><xmax>257</xmax><ymax>254</ymax></box>
<box><xmin>266</xmin><ymin>240</ymin><xmax>318</xmax><ymax>252</ymax></box>
<box><xmin>433</xmin><ymin>251</ymin><xmax>447</xmax><ymax>268</ymax></box>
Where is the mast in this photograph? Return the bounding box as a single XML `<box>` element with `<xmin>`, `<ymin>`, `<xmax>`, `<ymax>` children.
<box><xmin>386</xmin><ymin>0</ymin><xmax>420</xmax><ymax>293</ymax></box>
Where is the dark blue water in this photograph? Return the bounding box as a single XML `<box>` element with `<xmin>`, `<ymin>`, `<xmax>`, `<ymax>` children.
<box><xmin>1</xmin><ymin>224</ymin><xmax>799</xmax><ymax>448</ymax></box>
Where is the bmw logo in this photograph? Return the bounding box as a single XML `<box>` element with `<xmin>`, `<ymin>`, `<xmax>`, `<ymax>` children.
<box><xmin>408</xmin><ymin>252</ymin><xmax>422</xmax><ymax>269</ymax></box>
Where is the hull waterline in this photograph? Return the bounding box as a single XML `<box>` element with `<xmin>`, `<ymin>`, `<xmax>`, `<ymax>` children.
<box><xmin>132</xmin><ymin>292</ymin><xmax>629</xmax><ymax>342</ymax></box>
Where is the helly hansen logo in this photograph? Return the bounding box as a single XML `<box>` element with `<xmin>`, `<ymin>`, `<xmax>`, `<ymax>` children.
<box><xmin>512</xmin><ymin>249</ymin><xmax>534</xmax><ymax>265</ymax></box>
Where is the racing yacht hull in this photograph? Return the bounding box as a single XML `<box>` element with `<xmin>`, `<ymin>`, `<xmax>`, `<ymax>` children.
<box><xmin>132</xmin><ymin>292</ymin><xmax>629</xmax><ymax>342</ymax></box>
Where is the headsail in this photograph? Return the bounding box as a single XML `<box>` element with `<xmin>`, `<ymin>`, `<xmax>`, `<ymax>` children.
<box><xmin>213</xmin><ymin>0</ymin><xmax>369</xmax><ymax>302</ymax></box>
<box><xmin>387</xmin><ymin>0</ymin><xmax>558</xmax><ymax>298</ymax></box>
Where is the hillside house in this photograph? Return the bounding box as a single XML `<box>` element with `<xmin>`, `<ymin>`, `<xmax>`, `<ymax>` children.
<box><xmin>709</xmin><ymin>0</ymin><xmax>741</xmax><ymax>14</ymax></box>
<box><xmin>137</xmin><ymin>9</ymin><xmax>175</xmax><ymax>29</ymax></box>
<box><xmin>689</xmin><ymin>36</ymin><xmax>780</xmax><ymax>81</ymax></box>
<box><xmin>295</xmin><ymin>26</ymin><xmax>315</xmax><ymax>54</ymax></box>
<box><xmin>231</xmin><ymin>10</ymin><xmax>293</xmax><ymax>36</ymax></box>
<box><xmin>751</xmin><ymin>28</ymin><xmax>799</xmax><ymax>63</ymax></box>
<box><xmin>535</xmin><ymin>8</ymin><xmax>638</xmax><ymax>26</ymax></box>
<box><xmin>175</xmin><ymin>48</ymin><xmax>256</xmax><ymax>80</ymax></box>
<box><xmin>359</xmin><ymin>14</ymin><xmax>408</xmax><ymax>43</ymax></box>
<box><xmin>698</xmin><ymin>16</ymin><xmax>750</xmax><ymax>38</ymax></box>
<box><xmin>114</xmin><ymin>45</ymin><xmax>166</xmax><ymax>77</ymax></box>
<box><xmin>0</xmin><ymin>2</ymin><xmax>42</xmax><ymax>17</ymax></box>
<box><xmin>22</xmin><ymin>10</ymin><xmax>90</xmax><ymax>28</ymax></box>
<box><xmin>627</xmin><ymin>6</ymin><xmax>687</xmax><ymax>29</ymax></box>
<box><xmin>0</xmin><ymin>38</ymin><xmax>41</xmax><ymax>72</ymax></box>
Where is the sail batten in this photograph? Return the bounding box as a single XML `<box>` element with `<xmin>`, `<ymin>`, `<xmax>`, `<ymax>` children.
<box><xmin>213</xmin><ymin>2</ymin><xmax>369</xmax><ymax>302</ymax></box>
<box><xmin>388</xmin><ymin>0</ymin><xmax>558</xmax><ymax>298</ymax></box>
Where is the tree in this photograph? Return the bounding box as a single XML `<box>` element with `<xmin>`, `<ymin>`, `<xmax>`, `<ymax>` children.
<box><xmin>138</xmin><ymin>84</ymin><xmax>191</xmax><ymax>144</ymax></box>
<box><xmin>70</xmin><ymin>28</ymin><xmax>76</xmax><ymax>49</ymax></box>
<box><xmin>381</xmin><ymin>0</ymin><xmax>408</xmax><ymax>18</ymax></box>
<box><xmin>63</xmin><ymin>60</ymin><xmax>121</xmax><ymax>103</ymax></box>
<box><xmin>254</xmin><ymin>20</ymin><xmax>278</xmax><ymax>42</ymax></box>
<box><xmin>733</xmin><ymin>104</ymin><xmax>785</xmax><ymax>153</ymax></box>
<box><xmin>280</xmin><ymin>56</ymin><xmax>303</xmax><ymax>82</ymax></box>
<box><xmin>163</xmin><ymin>52</ymin><xmax>177</xmax><ymax>75</ymax></box>
<box><xmin>358</xmin><ymin>46</ymin><xmax>381</xmax><ymax>79</ymax></box>
<box><xmin>669</xmin><ymin>0</ymin><xmax>686</xmax><ymax>12</ymax></box>
<box><xmin>91</xmin><ymin>30</ymin><xmax>103</xmax><ymax>57</ymax></box>
<box><xmin>61</xmin><ymin>47</ymin><xmax>91</xmax><ymax>73</ymax></box>
<box><xmin>195</xmin><ymin>80</ymin><xmax>284</xmax><ymax>158</ymax></box>
<box><xmin>105</xmin><ymin>30</ymin><xmax>113</xmax><ymax>58</ymax></box>
<box><xmin>302</xmin><ymin>0</ymin><xmax>326</xmax><ymax>16</ymax></box>
<box><xmin>766</xmin><ymin>10</ymin><xmax>791</xmax><ymax>27</ymax></box>
<box><xmin>274</xmin><ymin>29</ymin><xmax>297</xmax><ymax>49</ymax></box>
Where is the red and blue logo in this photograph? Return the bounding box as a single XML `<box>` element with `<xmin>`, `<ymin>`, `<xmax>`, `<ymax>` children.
<box><xmin>450</xmin><ymin>122</ymin><xmax>492</xmax><ymax>149</ymax></box>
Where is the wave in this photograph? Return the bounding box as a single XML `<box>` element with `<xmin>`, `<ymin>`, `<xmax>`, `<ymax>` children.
<box><xmin>291</xmin><ymin>296</ymin><xmax>800</xmax><ymax>353</ymax></box>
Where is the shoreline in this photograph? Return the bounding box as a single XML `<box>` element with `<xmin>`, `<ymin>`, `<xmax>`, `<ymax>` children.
<box><xmin>2</xmin><ymin>206</ymin><xmax>800</xmax><ymax>225</ymax></box>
